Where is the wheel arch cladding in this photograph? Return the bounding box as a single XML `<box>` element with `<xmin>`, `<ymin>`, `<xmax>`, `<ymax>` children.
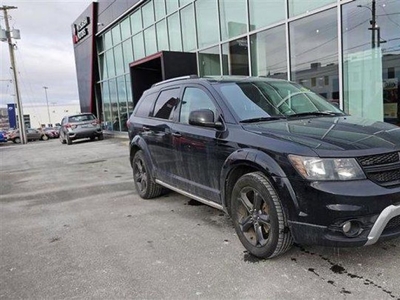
<box><xmin>220</xmin><ymin>148</ymin><xmax>300</xmax><ymax>219</ymax></box>
<box><xmin>130</xmin><ymin>136</ymin><xmax>156</xmax><ymax>178</ymax></box>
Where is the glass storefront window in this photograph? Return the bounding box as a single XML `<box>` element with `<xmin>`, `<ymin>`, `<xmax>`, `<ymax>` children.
<box><xmin>166</xmin><ymin>0</ymin><xmax>179</xmax><ymax>14</ymax></box>
<box><xmin>168</xmin><ymin>12</ymin><xmax>182</xmax><ymax>51</ymax></box>
<box><xmin>181</xmin><ymin>4</ymin><xmax>196</xmax><ymax>51</ymax></box>
<box><xmin>99</xmin><ymin>53</ymin><xmax>107</xmax><ymax>80</ymax></box>
<box><xmin>104</xmin><ymin>31</ymin><xmax>112</xmax><ymax>51</ymax></box>
<box><xmin>120</xmin><ymin>17</ymin><xmax>131</xmax><ymax>41</ymax></box>
<box><xmin>97</xmin><ymin>36</ymin><xmax>104</xmax><ymax>53</ymax></box>
<box><xmin>342</xmin><ymin>0</ymin><xmax>400</xmax><ymax>124</ymax></box>
<box><xmin>102</xmin><ymin>81</ymin><xmax>111</xmax><ymax>129</ymax></box>
<box><xmin>131</xmin><ymin>9</ymin><xmax>143</xmax><ymax>35</ymax></box>
<box><xmin>117</xmin><ymin>76</ymin><xmax>128</xmax><ymax>131</ymax></box>
<box><xmin>250</xmin><ymin>25</ymin><xmax>287</xmax><ymax>79</ymax></box>
<box><xmin>133</xmin><ymin>33</ymin><xmax>145</xmax><ymax>60</ymax></box>
<box><xmin>142</xmin><ymin>1</ymin><xmax>155</xmax><ymax>28</ymax></box>
<box><xmin>290</xmin><ymin>8</ymin><xmax>339</xmax><ymax>104</ymax></box>
<box><xmin>180</xmin><ymin>0</ymin><xmax>193</xmax><ymax>7</ymax></box>
<box><xmin>154</xmin><ymin>0</ymin><xmax>166</xmax><ymax>21</ymax></box>
<box><xmin>222</xmin><ymin>37</ymin><xmax>249</xmax><ymax>75</ymax></box>
<box><xmin>219</xmin><ymin>0</ymin><xmax>247</xmax><ymax>41</ymax></box>
<box><xmin>109</xmin><ymin>78</ymin><xmax>119</xmax><ymax>130</ymax></box>
<box><xmin>288</xmin><ymin>0</ymin><xmax>335</xmax><ymax>17</ymax></box>
<box><xmin>199</xmin><ymin>45</ymin><xmax>221</xmax><ymax>76</ymax></box>
<box><xmin>111</xmin><ymin>25</ymin><xmax>121</xmax><ymax>45</ymax></box>
<box><xmin>156</xmin><ymin>20</ymin><xmax>169</xmax><ymax>51</ymax></box>
<box><xmin>249</xmin><ymin>0</ymin><xmax>286</xmax><ymax>31</ymax></box>
<box><xmin>196</xmin><ymin>0</ymin><xmax>219</xmax><ymax>49</ymax></box>
<box><xmin>114</xmin><ymin>44</ymin><xmax>124</xmax><ymax>76</ymax></box>
<box><xmin>122</xmin><ymin>39</ymin><xmax>134</xmax><ymax>72</ymax></box>
<box><xmin>126</xmin><ymin>74</ymin><xmax>133</xmax><ymax>111</ymax></box>
<box><xmin>105</xmin><ymin>50</ymin><xmax>115</xmax><ymax>78</ymax></box>
<box><xmin>144</xmin><ymin>25</ymin><xmax>157</xmax><ymax>56</ymax></box>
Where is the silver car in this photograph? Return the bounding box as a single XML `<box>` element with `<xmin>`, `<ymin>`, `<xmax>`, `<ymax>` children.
<box><xmin>59</xmin><ymin>113</ymin><xmax>103</xmax><ymax>145</ymax></box>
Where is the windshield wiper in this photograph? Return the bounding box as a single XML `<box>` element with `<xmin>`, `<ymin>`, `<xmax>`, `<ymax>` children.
<box><xmin>287</xmin><ymin>111</ymin><xmax>344</xmax><ymax>118</ymax></box>
<box><xmin>240</xmin><ymin>116</ymin><xmax>286</xmax><ymax>123</ymax></box>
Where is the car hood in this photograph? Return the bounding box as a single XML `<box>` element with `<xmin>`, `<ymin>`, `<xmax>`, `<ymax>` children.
<box><xmin>243</xmin><ymin>116</ymin><xmax>400</xmax><ymax>154</ymax></box>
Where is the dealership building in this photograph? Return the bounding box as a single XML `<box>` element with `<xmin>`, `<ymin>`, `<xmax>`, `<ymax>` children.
<box><xmin>72</xmin><ymin>0</ymin><xmax>399</xmax><ymax>132</ymax></box>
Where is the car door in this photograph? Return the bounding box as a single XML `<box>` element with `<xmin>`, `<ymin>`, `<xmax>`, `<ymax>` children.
<box><xmin>170</xmin><ymin>85</ymin><xmax>228</xmax><ymax>203</ymax></box>
<box><xmin>142</xmin><ymin>87</ymin><xmax>182</xmax><ymax>185</ymax></box>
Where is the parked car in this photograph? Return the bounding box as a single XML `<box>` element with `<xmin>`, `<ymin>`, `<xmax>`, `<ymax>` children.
<box><xmin>127</xmin><ymin>75</ymin><xmax>400</xmax><ymax>259</ymax></box>
<box><xmin>0</xmin><ymin>131</ymin><xmax>7</xmax><ymax>143</ymax></box>
<box><xmin>8</xmin><ymin>128</ymin><xmax>49</xmax><ymax>143</ymax></box>
<box><xmin>59</xmin><ymin>113</ymin><xmax>103</xmax><ymax>145</ymax></box>
<box><xmin>43</xmin><ymin>127</ymin><xmax>59</xmax><ymax>139</ymax></box>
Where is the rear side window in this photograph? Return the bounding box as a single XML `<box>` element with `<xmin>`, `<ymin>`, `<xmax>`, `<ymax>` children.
<box><xmin>152</xmin><ymin>88</ymin><xmax>180</xmax><ymax>120</ymax></box>
<box><xmin>135</xmin><ymin>93</ymin><xmax>157</xmax><ymax>118</ymax></box>
<box><xmin>68</xmin><ymin>114</ymin><xmax>95</xmax><ymax>123</ymax></box>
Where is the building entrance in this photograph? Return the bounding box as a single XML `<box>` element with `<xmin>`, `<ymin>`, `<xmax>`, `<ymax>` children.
<box><xmin>130</xmin><ymin>51</ymin><xmax>197</xmax><ymax>105</ymax></box>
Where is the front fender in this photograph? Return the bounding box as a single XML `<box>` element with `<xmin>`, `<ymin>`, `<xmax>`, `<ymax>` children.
<box><xmin>220</xmin><ymin>148</ymin><xmax>300</xmax><ymax>218</ymax></box>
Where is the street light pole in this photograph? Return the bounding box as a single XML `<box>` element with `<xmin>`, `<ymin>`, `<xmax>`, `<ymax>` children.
<box><xmin>1</xmin><ymin>5</ymin><xmax>26</xmax><ymax>144</ymax></box>
<box><xmin>43</xmin><ymin>86</ymin><xmax>51</xmax><ymax>125</ymax></box>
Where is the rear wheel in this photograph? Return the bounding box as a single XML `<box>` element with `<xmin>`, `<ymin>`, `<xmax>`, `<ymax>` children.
<box><xmin>132</xmin><ymin>150</ymin><xmax>163</xmax><ymax>199</ymax></box>
<box><xmin>66</xmin><ymin>136</ymin><xmax>72</xmax><ymax>145</ymax></box>
<box><xmin>13</xmin><ymin>137</ymin><xmax>21</xmax><ymax>144</ymax></box>
<box><xmin>98</xmin><ymin>134</ymin><xmax>104</xmax><ymax>140</ymax></box>
<box><xmin>231</xmin><ymin>172</ymin><xmax>293</xmax><ymax>258</ymax></box>
<box><xmin>41</xmin><ymin>135</ymin><xmax>49</xmax><ymax>141</ymax></box>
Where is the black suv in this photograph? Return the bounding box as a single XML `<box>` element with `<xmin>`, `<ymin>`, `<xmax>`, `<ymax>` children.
<box><xmin>127</xmin><ymin>76</ymin><xmax>400</xmax><ymax>258</ymax></box>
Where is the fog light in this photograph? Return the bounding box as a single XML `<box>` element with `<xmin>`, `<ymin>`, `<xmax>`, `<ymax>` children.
<box><xmin>342</xmin><ymin>220</ymin><xmax>362</xmax><ymax>237</ymax></box>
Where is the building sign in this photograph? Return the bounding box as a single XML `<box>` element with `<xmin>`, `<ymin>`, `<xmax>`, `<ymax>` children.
<box><xmin>73</xmin><ymin>16</ymin><xmax>90</xmax><ymax>44</ymax></box>
<box><xmin>7</xmin><ymin>103</ymin><xmax>16</xmax><ymax>129</ymax></box>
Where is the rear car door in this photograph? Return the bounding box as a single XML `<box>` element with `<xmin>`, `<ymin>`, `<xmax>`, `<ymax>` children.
<box><xmin>141</xmin><ymin>87</ymin><xmax>181</xmax><ymax>185</ymax></box>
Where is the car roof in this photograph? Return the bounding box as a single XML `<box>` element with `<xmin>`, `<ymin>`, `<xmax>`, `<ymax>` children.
<box><xmin>150</xmin><ymin>75</ymin><xmax>287</xmax><ymax>90</ymax></box>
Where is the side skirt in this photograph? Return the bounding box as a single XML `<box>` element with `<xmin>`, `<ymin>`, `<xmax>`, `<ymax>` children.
<box><xmin>155</xmin><ymin>179</ymin><xmax>224</xmax><ymax>211</ymax></box>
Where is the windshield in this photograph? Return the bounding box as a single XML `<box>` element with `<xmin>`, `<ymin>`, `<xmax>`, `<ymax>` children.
<box><xmin>217</xmin><ymin>80</ymin><xmax>343</xmax><ymax>122</ymax></box>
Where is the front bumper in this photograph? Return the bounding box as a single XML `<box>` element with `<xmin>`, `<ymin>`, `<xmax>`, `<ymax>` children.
<box><xmin>287</xmin><ymin>179</ymin><xmax>400</xmax><ymax>247</ymax></box>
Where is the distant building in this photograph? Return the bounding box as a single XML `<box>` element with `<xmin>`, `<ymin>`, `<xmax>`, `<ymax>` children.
<box><xmin>0</xmin><ymin>103</ymin><xmax>80</xmax><ymax>130</ymax></box>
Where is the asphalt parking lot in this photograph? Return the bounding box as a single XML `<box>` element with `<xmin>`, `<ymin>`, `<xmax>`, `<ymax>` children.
<box><xmin>0</xmin><ymin>137</ymin><xmax>399</xmax><ymax>299</ymax></box>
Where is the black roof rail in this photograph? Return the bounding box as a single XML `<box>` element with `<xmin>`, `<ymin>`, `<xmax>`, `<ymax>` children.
<box><xmin>152</xmin><ymin>74</ymin><xmax>199</xmax><ymax>87</ymax></box>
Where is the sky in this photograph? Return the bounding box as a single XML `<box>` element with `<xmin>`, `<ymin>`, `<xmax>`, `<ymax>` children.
<box><xmin>0</xmin><ymin>0</ymin><xmax>93</xmax><ymax>108</ymax></box>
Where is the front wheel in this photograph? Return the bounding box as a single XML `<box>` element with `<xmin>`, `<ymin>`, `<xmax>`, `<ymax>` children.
<box><xmin>231</xmin><ymin>172</ymin><xmax>293</xmax><ymax>258</ymax></box>
<box><xmin>132</xmin><ymin>150</ymin><xmax>163</xmax><ymax>199</ymax></box>
<box><xmin>41</xmin><ymin>135</ymin><xmax>49</xmax><ymax>141</ymax></box>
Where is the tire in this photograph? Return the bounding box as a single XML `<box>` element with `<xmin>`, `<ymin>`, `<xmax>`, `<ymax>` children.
<box><xmin>231</xmin><ymin>172</ymin><xmax>293</xmax><ymax>259</ymax></box>
<box><xmin>132</xmin><ymin>150</ymin><xmax>163</xmax><ymax>199</ymax></box>
<box><xmin>14</xmin><ymin>137</ymin><xmax>21</xmax><ymax>144</ymax></box>
<box><xmin>98</xmin><ymin>134</ymin><xmax>104</xmax><ymax>140</ymax></box>
<box><xmin>66</xmin><ymin>136</ymin><xmax>72</xmax><ymax>145</ymax></box>
<box><xmin>41</xmin><ymin>135</ymin><xmax>49</xmax><ymax>141</ymax></box>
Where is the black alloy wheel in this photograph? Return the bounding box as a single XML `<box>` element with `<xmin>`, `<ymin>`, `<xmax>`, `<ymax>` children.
<box><xmin>231</xmin><ymin>172</ymin><xmax>293</xmax><ymax>258</ymax></box>
<box><xmin>132</xmin><ymin>150</ymin><xmax>163</xmax><ymax>199</ymax></box>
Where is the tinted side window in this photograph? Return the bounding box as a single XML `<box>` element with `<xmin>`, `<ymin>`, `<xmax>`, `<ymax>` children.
<box><xmin>152</xmin><ymin>88</ymin><xmax>180</xmax><ymax>120</ymax></box>
<box><xmin>135</xmin><ymin>93</ymin><xmax>157</xmax><ymax>118</ymax></box>
<box><xmin>179</xmin><ymin>87</ymin><xmax>217</xmax><ymax>124</ymax></box>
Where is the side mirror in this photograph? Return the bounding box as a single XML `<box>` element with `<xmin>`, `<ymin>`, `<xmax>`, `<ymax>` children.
<box><xmin>189</xmin><ymin>109</ymin><xmax>223</xmax><ymax>129</ymax></box>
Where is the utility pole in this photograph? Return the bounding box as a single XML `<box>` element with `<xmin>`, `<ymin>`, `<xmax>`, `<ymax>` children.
<box><xmin>43</xmin><ymin>86</ymin><xmax>51</xmax><ymax>125</ymax></box>
<box><xmin>371</xmin><ymin>0</ymin><xmax>376</xmax><ymax>48</ymax></box>
<box><xmin>1</xmin><ymin>5</ymin><xmax>26</xmax><ymax>144</ymax></box>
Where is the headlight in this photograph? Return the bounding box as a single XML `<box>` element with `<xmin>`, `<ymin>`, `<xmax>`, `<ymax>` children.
<box><xmin>288</xmin><ymin>155</ymin><xmax>366</xmax><ymax>181</ymax></box>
